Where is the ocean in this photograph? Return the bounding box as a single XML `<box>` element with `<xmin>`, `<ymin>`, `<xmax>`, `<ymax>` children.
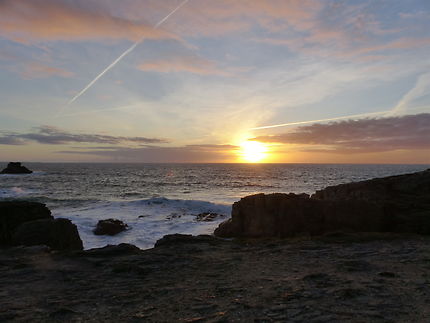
<box><xmin>1</xmin><ymin>163</ymin><xmax>428</xmax><ymax>249</ymax></box>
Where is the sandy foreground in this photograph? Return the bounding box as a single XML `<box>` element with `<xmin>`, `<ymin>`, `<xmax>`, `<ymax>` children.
<box><xmin>1</xmin><ymin>233</ymin><xmax>430</xmax><ymax>322</ymax></box>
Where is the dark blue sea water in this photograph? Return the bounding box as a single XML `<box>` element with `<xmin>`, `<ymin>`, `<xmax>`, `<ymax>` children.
<box><xmin>1</xmin><ymin>163</ymin><xmax>428</xmax><ymax>249</ymax></box>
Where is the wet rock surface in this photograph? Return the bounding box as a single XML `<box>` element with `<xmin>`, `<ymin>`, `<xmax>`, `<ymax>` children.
<box><xmin>215</xmin><ymin>169</ymin><xmax>430</xmax><ymax>238</ymax></box>
<box><xmin>196</xmin><ymin>212</ymin><xmax>225</xmax><ymax>222</ymax></box>
<box><xmin>0</xmin><ymin>233</ymin><xmax>430</xmax><ymax>322</ymax></box>
<box><xmin>0</xmin><ymin>201</ymin><xmax>82</xmax><ymax>250</ymax></box>
<box><xmin>93</xmin><ymin>219</ymin><xmax>128</xmax><ymax>236</ymax></box>
<box><xmin>0</xmin><ymin>201</ymin><xmax>52</xmax><ymax>245</ymax></box>
<box><xmin>12</xmin><ymin>218</ymin><xmax>83</xmax><ymax>251</ymax></box>
<box><xmin>0</xmin><ymin>162</ymin><xmax>32</xmax><ymax>174</ymax></box>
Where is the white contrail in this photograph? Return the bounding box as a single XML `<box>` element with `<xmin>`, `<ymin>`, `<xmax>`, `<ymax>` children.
<box><xmin>67</xmin><ymin>42</ymin><xmax>140</xmax><ymax>106</ymax></box>
<box><xmin>250</xmin><ymin>105</ymin><xmax>430</xmax><ymax>131</ymax></box>
<box><xmin>153</xmin><ymin>0</ymin><xmax>190</xmax><ymax>28</ymax></box>
<box><xmin>389</xmin><ymin>72</ymin><xmax>430</xmax><ymax>116</ymax></box>
<box><xmin>252</xmin><ymin>72</ymin><xmax>430</xmax><ymax>131</ymax></box>
<box><xmin>63</xmin><ymin>0</ymin><xmax>190</xmax><ymax>108</ymax></box>
<box><xmin>250</xmin><ymin>110</ymin><xmax>392</xmax><ymax>130</ymax></box>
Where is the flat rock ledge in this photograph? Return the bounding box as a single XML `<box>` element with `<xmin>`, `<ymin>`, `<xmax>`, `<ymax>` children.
<box><xmin>215</xmin><ymin>169</ymin><xmax>430</xmax><ymax>238</ymax></box>
<box><xmin>1</xmin><ymin>233</ymin><xmax>430</xmax><ymax>322</ymax></box>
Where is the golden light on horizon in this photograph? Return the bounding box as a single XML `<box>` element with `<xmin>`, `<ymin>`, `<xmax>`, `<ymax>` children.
<box><xmin>239</xmin><ymin>141</ymin><xmax>269</xmax><ymax>163</ymax></box>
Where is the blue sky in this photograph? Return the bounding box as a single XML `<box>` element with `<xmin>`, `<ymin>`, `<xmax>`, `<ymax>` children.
<box><xmin>0</xmin><ymin>0</ymin><xmax>429</xmax><ymax>163</ymax></box>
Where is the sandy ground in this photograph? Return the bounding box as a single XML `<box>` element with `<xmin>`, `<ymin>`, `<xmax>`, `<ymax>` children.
<box><xmin>1</xmin><ymin>233</ymin><xmax>430</xmax><ymax>322</ymax></box>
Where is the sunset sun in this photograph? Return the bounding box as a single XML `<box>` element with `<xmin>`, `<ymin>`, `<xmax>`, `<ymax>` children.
<box><xmin>239</xmin><ymin>141</ymin><xmax>268</xmax><ymax>163</ymax></box>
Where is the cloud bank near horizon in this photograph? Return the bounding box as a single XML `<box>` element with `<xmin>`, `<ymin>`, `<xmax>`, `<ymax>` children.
<box><xmin>0</xmin><ymin>126</ymin><xmax>167</xmax><ymax>146</ymax></box>
<box><xmin>58</xmin><ymin>144</ymin><xmax>238</xmax><ymax>163</ymax></box>
<box><xmin>253</xmin><ymin>113</ymin><xmax>430</xmax><ymax>154</ymax></box>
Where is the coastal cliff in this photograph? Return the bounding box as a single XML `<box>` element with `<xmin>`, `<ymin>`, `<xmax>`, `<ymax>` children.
<box><xmin>215</xmin><ymin>169</ymin><xmax>430</xmax><ymax>238</ymax></box>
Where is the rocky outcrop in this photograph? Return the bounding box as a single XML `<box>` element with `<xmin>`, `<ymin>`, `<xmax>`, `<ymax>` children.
<box><xmin>0</xmin><ymin>162</ymin><xmax>32</xmax><ymax>174</ymax></box>
<box><xmin>215</xmin><ymin>169</ymin><xmax>430</xmax><ymax>238</ymax></box>
<box><xmin>93</xmin><ymin>219</ymin><xmax>128</xmax><ymax>236</ymax></box>
<box><xmin>196</xmin><ymin>212</ymin><xmax>224</xmax><ymax>221</ymax></box>
<box><xmin>312</xmin><ymin>168</ymin><xmax>430</xmax><ymax>202</ymax></box>
<box><xmin>0</xmin><ymin>201</ymin><xmax>83</xmax><ymax>250</ymax></box>
<box><xmin>0</xmin><ymin>201</ymin><xmax>52</xmax><ymax>244</ymax></box>
<box><xmin>12</xmin><ymin>218</ymin><xmax>83</xmax><ymax>251</ymax></box>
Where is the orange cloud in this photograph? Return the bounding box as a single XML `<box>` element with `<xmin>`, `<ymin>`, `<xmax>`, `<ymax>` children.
<box><xmin>254</xmin><ymin>33</ymin><xmax>430</xmax><ymax>61</ymax></box>
<box><xmin>0</xmin><ymin>0</ymin><xmax>175</xmax><ymax>43</ymax></box>
<box><xmin>253</xmin><ymin>114</ymin><xmax>430</xmax><ymax>154</ymax></box>
<box><xmin>163</xmin><ymin>0</ymin><xmax>321</xmax><ymax>37</ymax></box>
<box><xmin>163</xmin><ymin>0</ymin><xmax>428</xmax><ymax>61</ymax></box>
<box><xmin>138</xmin><ymin>55</ymin><xmax>229</xmax><ymax>76</ymax></box>
<box><xmin>0</xmin><ymin>51</ymin><xmax>74</xmax><ymax>79</ymax></box>
<box><xmin>20</xmin><ymin>62</ymin><xmax>74</xmax><ymax>79</ymax></box>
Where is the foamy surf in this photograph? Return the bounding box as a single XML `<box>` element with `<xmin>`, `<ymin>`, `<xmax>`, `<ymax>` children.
<box><xmin>53</xmin><ymin>197</ymin><xmax>232</xmax><ymax>250</ymax></box>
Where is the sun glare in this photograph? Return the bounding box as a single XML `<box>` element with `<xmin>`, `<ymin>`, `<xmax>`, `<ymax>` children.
<box><xmin>239</xmin><ymin>141</ymin><xmax>268</xmax><ymax>163</ymax></box>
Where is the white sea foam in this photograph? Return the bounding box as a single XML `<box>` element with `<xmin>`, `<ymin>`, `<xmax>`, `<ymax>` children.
<box><xmin>54</xmin><ymin>197</ymin><xmax>232</xmax><ymax>250</ymax></box>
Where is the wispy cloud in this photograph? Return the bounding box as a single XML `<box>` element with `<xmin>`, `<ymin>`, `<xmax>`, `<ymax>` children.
<box><xmin>0</xmin><ymin>126</ymin><xmax>167</xmax><ymax>145</ymax></box>
<box><xmin>253</xmin><ymin>113</ymin><xmax>430</xmax><ymax>153</ymax></box>
<box><xmin>0</xmin><ymin>0</ymin><xmax>175</xmax><ymax>43</ymax></box>
<box><xmin>0</xmin><ymin>136</ymin><xmax>25</xmax><ymax>145</ymax></box>
<box><xmin>138</xmin><ymin>55</ymin><xmax>229</xmax><ymax>76</ymax></box>
<box><xmin>254</xmin><ymin>36</ymin><xmax>430</xmax><ymax>61</ymax></box>
<box><xmin>0</xmin><ymin>51</ymin><xmax>74</xmax><ymax>79</ymax></box>
<box><xmin>19</xmin><ymin>62</ymin><xmax>74</xmax><ymax>79</ymax></box>
<box><xmin>167</xmin><ymin>0</ymin><xmax>429</xmax><ymax>63</ymax></box>
<box><xmin>162</xmin><ymin>0</ymin><xmax>321</xmax><ymax>37</ymax></box>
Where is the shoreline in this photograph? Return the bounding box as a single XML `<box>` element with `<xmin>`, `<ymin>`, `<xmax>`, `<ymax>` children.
<box><xmin>1</xmin><ymin>168</ymin><xmax>429</xmax><ymax>321</ymax></box>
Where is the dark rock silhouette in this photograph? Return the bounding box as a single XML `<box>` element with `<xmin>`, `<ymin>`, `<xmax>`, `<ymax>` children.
<box><xmin>154</xmin><ymin>234</ymin><xmax>220</xmax><ymax>247</ymax></box>
<box><xmin>0</xmin><ymin>162</ymin><xmax>32</xmax><ymax>174</ymax></box>
<box><xmin>0</xmin><ymin>201</ymin><xmax>52</xmax><ymax>245</ymax></box>
<box><xmin>93</xmin><ymin>219</ymin><xmax>128</xmax><ymax>235</ymax></box>
<box><xmin>81</xmin><ymin>243</ymin><xmax>140</xmax><ymax>256</ymax></box>
<box><xmin>215</xmin><ymin>169</ymin><xmax>430</xmax><ymax>238</ymax></box>
<box><xmin>12</xmin><ymin>218</ymin><xmax>83</xmax><ymax>251</ymax></box>
<box><xmin>0</xmin><ymin>201</ymin><xmax>83</xmax><ymax>250</ymax></box>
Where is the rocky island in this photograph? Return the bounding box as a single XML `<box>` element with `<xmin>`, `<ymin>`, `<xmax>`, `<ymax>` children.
<box><xmin>0</xmin><ymin>162</ymin><xmax>33</xmax><ymax>174</ymax></box>
<box><xmin>1</xmin><ymin>169</ymin><xmax>430</xmax><ymax>322</ymax></box>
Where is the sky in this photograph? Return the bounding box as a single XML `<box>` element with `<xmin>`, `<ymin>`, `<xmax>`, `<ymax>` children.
<box><xmin>0</xmin><ymin>0</ymin><xmax>429</xmax><ymax>163</ymax></box>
